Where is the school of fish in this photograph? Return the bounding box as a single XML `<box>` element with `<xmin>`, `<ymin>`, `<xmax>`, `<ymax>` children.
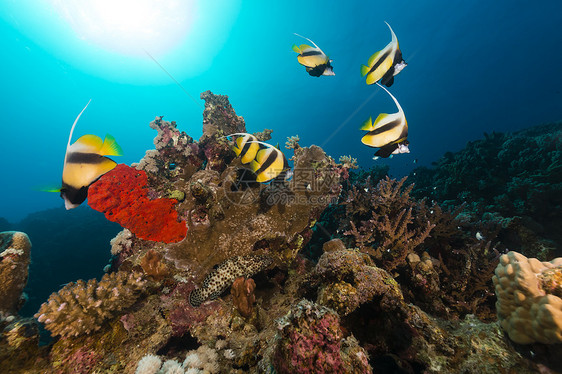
<box><xmin>53</xmin><ymin>22</ymin><xmax>409</xmax><ymax>208</ymax></box>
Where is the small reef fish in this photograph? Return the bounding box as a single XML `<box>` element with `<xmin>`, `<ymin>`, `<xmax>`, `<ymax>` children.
<box><xmin>228</xmin><ymin>133</ymin><xmax>260</xmax><ymax>164</ymax></box>
<box><xmin>361</xmin><ymin>22</ymin><xmax>407</xmax><ymax>87</ymax></box>
<box><xmin>292</xmin><ymin>33</ymin><xmax>335</xmax><ymax>77</ymax></box>
<box><xmin>360</xmin><ymin>83</ymin><xmax>409</xmax><ymax>159</ymax></box>
<box><xmin>249</xmin><ymin>141</ymin><xmax>290</xmax><ymax>183</ymax></box>
<box><xmin>58</xmin><ymin>100</ymin><xmax>123</xmax><ymax>209</ymax></box>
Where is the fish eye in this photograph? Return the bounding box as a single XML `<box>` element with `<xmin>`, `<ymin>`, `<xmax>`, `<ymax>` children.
<box><xmin>169</xmin><ymin>163</ymin><xmax>177</xmax><ymax>170</ymax></box>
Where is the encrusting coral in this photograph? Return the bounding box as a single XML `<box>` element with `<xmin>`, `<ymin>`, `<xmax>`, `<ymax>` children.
<box><xmin>272</xmin><ymin>299</ymin><xmax>372</xmax><ymax>374</ymax></box>
<box><xmin>0</xmin><ymin>231</ymin><xmax>31</xmax><ymax>319</ymax></box>
<box><xmin>35</xmin><ymin>270</ymin><xmax>147</xmax><ymax>337</ymax></box>
<box><xmin>89</xmin><ymin>164</ymin><xmax>188</xmax><ymax>243</ymax></box>
<box><xmin>493</xmin><ymin>250</ymin><xmax>562</xmax><ymax>344</ymax></box>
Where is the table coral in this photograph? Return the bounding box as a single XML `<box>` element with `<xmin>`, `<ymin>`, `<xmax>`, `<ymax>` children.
<box><xmin>493</xmin><ymin>250</ymin><xmax>562</xmax><ymax>344</ymax></box>
<box><xmin>88</xmin><ymin>164</ymin><xmax>188</xmax><ymax>243</ymax></box>
<box><xmin>35</xmin><ymin>270</ymin><xmax>147</xmax><ymax>337</ymax></box>
<box><xmin>0</xmin><ymin>231</ymin><xmax>31</xmax><ymax>318</ymax></box>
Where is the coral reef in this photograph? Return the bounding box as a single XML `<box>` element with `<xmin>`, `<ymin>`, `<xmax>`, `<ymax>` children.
<box><xmin>409</xmin><ymin>122</ymin><xmax>562</xmax><ymax>259</ymax></box>
<box><xmin>272</xmin><ymin>299</ymin><xmax>370</xmax><ymax>374</ymax></box>
<box><xmin>0</xmin><ymin>231</ymin><xmax>31</xmax><ymax>319</ymax></box>
<box><xmin>7</xmin><ymin>94</ymin><xmax>561</xmax><ymax>373</ymax></box>
<box><xmin>493</xmin><ymin>250</ymin><xmax>562</xmax><ymax>344</ymax></box>
<box><xmin>35</xmin><ymin>269</ymin><xmax>147</xmax><ymax>337</ymax></box>
<box><xmin>89</xmin><ymin>164</ymin><xmax>188</xmax><ymax>243</ymax></box>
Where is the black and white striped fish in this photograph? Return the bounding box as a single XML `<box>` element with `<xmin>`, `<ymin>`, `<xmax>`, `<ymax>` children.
<box><xmin>361</xmin><ymin>22</ymin><xmax>407</xmax><ymax>87</ymax></box>
<box><xmin>292</xmin><ymin>33</ymin><xmax>335</xmax><ymax>77</ymax></box>
<box><xmin>228</xmin><ymin>133</ymin><xmax>260</xmax><ymax>164</ymax></box>
<box><xmin>249</xmin><ymin>141</ymin><xmax>290</xmax><ymax>183</ymax></box>
<box><xmin>360</xmin><ymin>83</ymin><xmax>409</xmax><ymax>159</ymax></box>
<box><xmin>58</xmin><ymin>100</ymin><xmax>123</xmax><ymax>209</ymax></box>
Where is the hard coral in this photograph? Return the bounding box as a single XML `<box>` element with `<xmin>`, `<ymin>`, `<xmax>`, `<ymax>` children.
<box><xmin>345</xmin><ymin>177</ymin><xmax>435</xmax><ymax>271</ymax></box>
<box><xmin>35</xmin><ymin>270</ymin><xmax>147</xmax><ymax>337</ymax></box>
<box><xmin>0</xmin><ymin>231</ymin><xmax>31</xmax><ymax>318</ymax></box>
<box><xmin>88</xmin><ymin>164</ymin><xmax>187</xmax><ymax>243</ymax></box>
<box><xmin>493</xmin><ymin>250</ymin><xmax>562</xmax><ymax>344</ymax></box>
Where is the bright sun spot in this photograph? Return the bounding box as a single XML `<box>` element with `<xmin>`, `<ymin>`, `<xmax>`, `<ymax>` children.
<box><xmin>51</xmin><ymin>0</ymin><xmax>194</xmax><ymax>56</ymax></box>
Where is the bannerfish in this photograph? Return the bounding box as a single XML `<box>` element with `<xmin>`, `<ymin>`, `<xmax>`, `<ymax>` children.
<box><xmin>227</xmin><ymin>133</ymin><xmax>260</xmax><ymax>164</ymax></box>
<box><xmin>59</xmin><ymin>100</ymin><xmax>123</xmax><ymax>209</ymax></box>
<box><xmin>361</xmin><ymin>22</ymin><xmax>407</xmax><ymax>87</ymax></box>
<box><xmin>360</xmin><ymin>83</ymin><xmax>409</xmax><ymax>159</ymax></box>
<box><xmin>249</xmin><ymin>141</ymin><xmax>290</xmax><ymax>183</ymax></box>
<box><xmin>292</xmin><ymin>33</ymin><xmax>335</xmax><ymax>77</ymax></box>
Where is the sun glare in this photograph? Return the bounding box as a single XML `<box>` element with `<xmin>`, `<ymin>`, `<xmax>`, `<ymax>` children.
<box><xmin>51</xmin><ymin>0</ymin><xmax>194</xmax><ymax>56</ymax></box>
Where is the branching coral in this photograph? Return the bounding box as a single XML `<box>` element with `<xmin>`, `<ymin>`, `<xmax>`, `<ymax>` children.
<box><xmin>344</xmin><ymin>177</ymin><xmax>435</xmax><ymax>271</ymax></box>
<box><xmin>285</xmin><ymin>135</ymin><xmax>300</xmax><ymax>150</ymax></box>
<box><xmin>35</xmin><ymin>270</ymin><xmax>147</xmax><ymax>337</ymax></box>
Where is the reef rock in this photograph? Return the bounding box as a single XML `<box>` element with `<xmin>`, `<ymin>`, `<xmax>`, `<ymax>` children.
<box><xmin>0</xmin><ymin>231</ymin><xmax>31</xmax><ymax>319</ymax></box>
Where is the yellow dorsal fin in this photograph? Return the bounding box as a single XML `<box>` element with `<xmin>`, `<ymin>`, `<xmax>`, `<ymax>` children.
<box><xmin>372</xmin><ymin>113</ymin><xmax>389</xmax><ymax>129</ymax></box>
<box><xmin>367</xmin><ymin>50</ymin><xmax>381</xmax><ymax>66</ymax></box>
<box><xmin>99</xmin><ymin>134</ymin><xmax>123</xmax><ymax>156</ymax></box>
<box><xmin>292</xmin><ymin>44</ymin><xmax>301</xmax><ymax>53</ymax></box>
<box><xmin>75</xmin><ymin>134</ymin><xmax>104</xmax><ymax>151</ymax></box>
<box><xmin>359</xmin><ymin>116</ymin><xmax>374</xmax><ymax>131</ymax></box>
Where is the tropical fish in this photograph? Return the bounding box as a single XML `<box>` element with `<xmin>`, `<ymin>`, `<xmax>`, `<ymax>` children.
<box><xmin>360</xmin><ymin>83</ymin><xmax>409</xmax><ymax>159</ymax></box>
<box><xmin>249</xmin><ymin>141</ymin><xmax>290</xmax><ymax>183</ymax></box>
<box><xmin>58</xmin><ymin>100</ymin><xmax>123</xmax><ymax>209</ymax></box>
<box><xmin>361</xmin><ymin>22</ymin><xmax>407</xmax><ymax>87</ymax></box>
<box><xmin>227</xmin><ymin>133</ymin><xmax>260</xmax><ymax>164</ymax></box>
<box><xmin>292</xmin><ymin>33</ymin><xmax>335</xmax><ymax>77</ymax></box>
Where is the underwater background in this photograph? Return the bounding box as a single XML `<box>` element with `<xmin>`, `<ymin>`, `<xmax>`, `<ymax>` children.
<box><xmin>1</xmin><ymin>1</ymin><xmax>562</xmax><ymax>373</ymax></box>
<box><xmin>2</xmin><ymin>0</ymin><xmax>562</xmax><ymax>222</ymax></box>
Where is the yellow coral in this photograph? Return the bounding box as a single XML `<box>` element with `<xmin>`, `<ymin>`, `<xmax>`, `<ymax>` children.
<box><xmin>492</xmin><ymin>251</ymin><xmax>562</xmax><ymax>344</ymax></box>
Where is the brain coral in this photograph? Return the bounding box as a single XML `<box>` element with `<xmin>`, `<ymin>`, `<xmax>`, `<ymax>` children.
<box><xmin>492</xmin><ymin>251</ymin><xmax>562</xmax><ymax>344</ymax></box>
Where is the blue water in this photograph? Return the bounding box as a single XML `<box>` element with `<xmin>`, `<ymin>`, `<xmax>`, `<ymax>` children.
<box><xmin>1</xmin><ymin>0</ymin><xmax>561</xmax><ymax>223</ymax></box>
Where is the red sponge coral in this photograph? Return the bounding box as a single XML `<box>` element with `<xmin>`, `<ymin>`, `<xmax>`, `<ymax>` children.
<box><xmin>88</xmin><ymin>164</ymin><xmax>187</xmax><ymax>243</ymax></box>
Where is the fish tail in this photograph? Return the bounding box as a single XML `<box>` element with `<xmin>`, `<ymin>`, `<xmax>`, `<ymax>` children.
<box><xmin>360</xmin><ymin>65</ymin><xmax>370</xmax><ymax>77</ymax></box>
